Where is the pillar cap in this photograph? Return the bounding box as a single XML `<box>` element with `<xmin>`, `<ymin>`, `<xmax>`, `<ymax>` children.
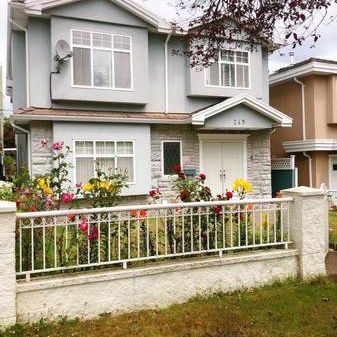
<box><xmin>282</xmin><ymin>186</ymin><xmax>326</xmax><ymax>196</ymax></box>
<box><xmin>0</xmin><ymin>201</ymin><xmax>17</xmax><ymax>213</ymax></box>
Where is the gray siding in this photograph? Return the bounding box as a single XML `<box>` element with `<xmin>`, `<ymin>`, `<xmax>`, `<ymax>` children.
<box><xmin>53</xmin><ymin>122</ymin><xmax>152</xmax><ymax>196</ymax></box>
<box><xmin>28</xmin><ymin>18</ymin><xmax>51</xmax><ymax>108</ymax></box>
<box><xmin>12</xmin><ymin>31</ymin><xmax>26</xmax><ymax>111</ymax></box>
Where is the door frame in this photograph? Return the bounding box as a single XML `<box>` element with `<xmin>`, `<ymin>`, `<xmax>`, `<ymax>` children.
<box><xmin>328</xmin><ymin>154</ymin><xmax>337</xmax><ymax>189</ymax></box>
<box><xmin>198</xmin><ymin>134</ymin><xmax>249</xmax><ymax>181</ymax></box>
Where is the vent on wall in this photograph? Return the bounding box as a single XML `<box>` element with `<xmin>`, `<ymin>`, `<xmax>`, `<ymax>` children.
<box><xmin>271</xmin><ymin>156</ymin><xmax>295</xmax><ymax>170</ymax></box>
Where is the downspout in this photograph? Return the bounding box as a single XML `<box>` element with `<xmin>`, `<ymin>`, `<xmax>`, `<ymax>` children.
<box><xmin>294</xmin><ymin>77</ymin><xmax>312</xmax><ymax>187</ymax></box>
<box><xmin>164</xmin><ymin>33</ymin><xmax>172</xmax><ymax>114</ymax></box>
<box><xmin>9</xmin><ymin>18</ymin><xmax>30</xmax><ymax>107</ymax></box>
<box><xmin>10</xmin><ymin>122</ymin><xmax>31</xmax><ymax>176</ymax></box>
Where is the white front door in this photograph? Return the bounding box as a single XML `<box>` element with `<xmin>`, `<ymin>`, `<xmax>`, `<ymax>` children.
<box><xmin>201</xmin><ymin>137</ymin><xmax>246</xmax><ymax>196</ymax></box>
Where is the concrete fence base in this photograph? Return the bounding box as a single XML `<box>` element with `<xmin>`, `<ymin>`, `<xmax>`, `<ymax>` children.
<box><xmin>0</xmin><ymin>186</ymin><xmax>329</xmax><ymax>327</ymax></box>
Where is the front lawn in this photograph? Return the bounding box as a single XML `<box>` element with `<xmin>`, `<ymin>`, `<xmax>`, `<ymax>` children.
<box><xmin>3</xmin><ymin>278</ymin><xmax>337</xmax><ymax>337</ymax></box>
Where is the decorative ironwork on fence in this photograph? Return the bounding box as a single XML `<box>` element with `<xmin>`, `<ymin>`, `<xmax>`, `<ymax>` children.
<box><xmin>16</xmin><ymin>198</ymin><xmax>293</xmax><ymax>280</ymax></box>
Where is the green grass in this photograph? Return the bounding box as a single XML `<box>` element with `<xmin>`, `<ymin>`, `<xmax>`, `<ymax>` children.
<box><xmin>3</xmin><ymin>278</ymin><xmax>337</xmax><ymax>337</ymax></box>
<box><xmin>329</xmin><ymin>211</ymin><xmax>337</xmax><ymax>249</ymax></box>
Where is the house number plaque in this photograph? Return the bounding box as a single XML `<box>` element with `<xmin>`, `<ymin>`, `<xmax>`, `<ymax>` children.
<box><xmin>233</xmin><ymin>118</ymin><xmax>246</xmax><ymax>127</ymax></box>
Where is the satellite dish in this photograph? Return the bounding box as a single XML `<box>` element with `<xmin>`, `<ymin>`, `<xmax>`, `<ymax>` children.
<box><xmin>55</xmin><ymin>40</ymin><xmax>73</xmax><ymax>62</ymax></box>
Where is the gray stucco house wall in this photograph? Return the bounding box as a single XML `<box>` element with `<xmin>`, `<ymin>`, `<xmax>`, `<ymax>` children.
<box><xmin>8</xmin><ymin>0</ymin><xmax>292</xmax><ymax>203</ymax></box>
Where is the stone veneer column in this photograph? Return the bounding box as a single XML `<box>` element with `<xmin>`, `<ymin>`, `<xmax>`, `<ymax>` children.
<box><xmin>283</xmin><ymin>186</ymin><xmax>328</xmax><ymax>278</ymax></box>
<box><xmin>0</xmin><ymin>201</ymin><xmax>17</xmax><ymax>328</ymax></box>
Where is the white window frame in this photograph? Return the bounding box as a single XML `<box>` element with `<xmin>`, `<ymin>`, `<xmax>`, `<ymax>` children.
<box><xmin>161</xmin><ymin>140</ymin><xmax>183</xmax><ymax>177</ymax></box>
<box><xmin>73</xmin><ymin>139</ymin><xmax>136</xmax><ymax>185</ymax></box>
<box><xmin>204</xmin><ymin>50</ymin><xmax>251</xmax><ymax>90</ymax></box>
<box><xmin>70</xmin><ymin>29</ymin><xmax>134</xmax><ymax>91</ymax></box>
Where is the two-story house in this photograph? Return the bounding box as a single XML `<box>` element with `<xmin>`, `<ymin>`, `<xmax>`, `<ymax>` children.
<box><xmin>7</xmin><ymin>0</ymin><xmax>292</xmax><ymax>202</ymax></box>
<box><xmin>270</xmin><ymin>58</ymin><xmax>337</xmax><ymax>189</ymax></box>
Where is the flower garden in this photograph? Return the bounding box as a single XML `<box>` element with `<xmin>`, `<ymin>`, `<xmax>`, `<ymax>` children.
<box><xmin>1</xmin><ymin>140</ymin><xmax>288</xmax><ymax>277</ymax></box>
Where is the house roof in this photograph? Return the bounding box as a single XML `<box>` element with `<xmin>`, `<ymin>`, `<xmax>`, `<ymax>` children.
<box><xmin>13</xmin><ymin>107</ymin><xmax>192</xmax><ymax>124</ymax></box>
<box><xmin>9</xmin><ymin>0</ymin><xmax>172</xmax><ymax>33</ymax></box>
<box><xmin>13</xmin><ymin>96</ymin><xmax>292</xmax><ymax>128</ymax></box>
<box><xmin>269</xmin><ymin>58</ymin><xmax>337</xmax><ymax>86</ymax></box>
<box><xmin>192</xmin><ymin>94</ymin><xmax>293</xmax><ymax>128</ymax></box>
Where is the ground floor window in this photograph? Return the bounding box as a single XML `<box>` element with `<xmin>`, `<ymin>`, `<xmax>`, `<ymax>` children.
<box><xmin>162</xmin><ymin>141</ymin><xmax>182</xmax><ymax>176</ymax></box>
<box><xmin>74</xmin><ymin>140</ymin><xmax>135</xmax><ymax>184</ymax></box>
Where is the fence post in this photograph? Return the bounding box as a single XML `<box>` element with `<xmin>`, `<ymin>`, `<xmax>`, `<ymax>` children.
<box><xmin>283</xmin><ymin>186</ymin><xmax>328</xmax><ymax>278</ymax></box>
<box><xmin>0</xmin><ymin>201</ymin><xmax>17</xmax><ymax>328</ymax></box>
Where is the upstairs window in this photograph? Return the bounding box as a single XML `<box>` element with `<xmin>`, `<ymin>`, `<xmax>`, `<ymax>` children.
<box><xmin>205</xmin><ymin>50</ymin><xmax>249</xmax><ymax>89</ymax></box>
<box><xmin>74</xmin><ymin>140</ymin><xmax>135</xmax><ymax>184</ymax></box>
<box><xmin>71</xmin><ymin>30</ymin><xmax>132</xmax><ymax>90</ymax></box>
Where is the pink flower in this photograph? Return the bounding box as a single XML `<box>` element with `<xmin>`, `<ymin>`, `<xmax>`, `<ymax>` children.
<box><xmin>89</xmin><ymin>226</ymin><xmax>99</xmax><ymax>242</ymax></box>
<box><xmin>40</xmin><ymin>139</ymin><xmax>48</xmax><ymax>148</ymax></box>
<box><xmin>61</xmin><ymin>192</ymin><xmax>74</xmax><ymax>204</ymax></box>
<box><xmin>52</xmin><ymin>141</ymin><xmax>64</xmax><ymax>151</ymax></box>
<box><xmin>79</xmin><ymin>219</ymin><xmax>88</xmax><ymax>232</ymax></box>
<box><xmin>75</xmin><ymin>182</ymin><xmax>82</xmax><ymax>189</ymax></box>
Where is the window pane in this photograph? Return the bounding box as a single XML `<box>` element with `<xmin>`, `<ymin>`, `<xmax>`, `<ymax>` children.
<box><xmin>93</xmin><ymin>50</ymin><xmax>112</xmax><ymax>87</ymax></box>
<box><xmin>73</xmin><ymin>47</ymin><xmax>91</xmax><ymax>86</ymax></box>
<box><xmin>72</xmin><ymin>30</ymin><xmax>91</xmax><ymax>46</ymax></box>
<box><xmin>221</xmin><ymin>64</ymin><xmax>235</xmax><ymax>87</ymax></box>
<box><xmin>221</xmin><ymin>50</ymin><xmax>235</xmax><ymax>62</ymax></box>
<box><xmin>163</xmin><ymin>142</ymin><xmax>181</xmax><ymax>175</ymax></box>
<box><xmin>237</xmin><ymin>64</ymin><xmax>249</xmax><ymax>88</ymax></box>
<box><xmin>114</xmin><ymin>52</ymin><xmax>131</xmax><ymax>89</ymax></box>
<box><xmin>117</xmin><ymin>157</ymin><xmax>134</xmax><ymax>182</ymax></box>
<box><xmin>75</xmin><ymin>141</ymin><xmax>93</xmax><ymax>155</ymax></box>
<box><xmin>96</xmin><ymin>141</ymin><xmax>115</xmax><ymax>155</ymax></box>
<box><xmin>76</xmin><ymin>158</ymin><xmax>94</xmax><ymax>183</ymax></box>
<box><xmin>236</xmin><ymin>51</ymin><xmax>248</xmax><ymax>64</ymax></box>
<box><xmin>206</xmin><ymin>63</ymin><xmax>219</xmax><ymax>86</ymax></box>
<box><xmin>114</xmin><ymin>36</ymin><xmax>131</xmax><ymax>50</ymax></box>
<box><xmin>93</xmin><ymin>33</ymin><xmax>112</xmax><ymax>48</ymax></box>
<box><xmin>117</xmin><ymin>141</ymin><xmax>133</xmax><ymax>155</ymax></box>
<box><xmin>96</xmin><ymin>158</ymin><xmax>115</xmax><ymax>174</ymax></box>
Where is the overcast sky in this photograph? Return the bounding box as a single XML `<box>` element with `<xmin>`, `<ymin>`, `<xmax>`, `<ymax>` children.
<box><xmin>1</xmin><ymin>0</ymin><xmax>337</xmax><ymax>113</ymax></box>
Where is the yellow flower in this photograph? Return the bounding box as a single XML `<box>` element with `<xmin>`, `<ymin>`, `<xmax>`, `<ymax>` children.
<box><xmin>99</xmin><ymin>181</ymin><xmax>111</xmax><ymax>190</ymax></box>
<box><xmin>83</xmin><ymin>182</ymin><xmax>94</xmax><ymax>192</ymax></box>
<box><xmin>37</xmin><ymin>177</ymin><xmax>53</xmax><ymax>195</ymax></box>
<box><xmin>233</xmin><ymin>179</ymin><xmax>252</xmax><ymax>193</ymax></box>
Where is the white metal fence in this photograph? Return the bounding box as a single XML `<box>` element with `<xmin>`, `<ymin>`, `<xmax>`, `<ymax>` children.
<box><xmin>16</xmin><ymin>198</ymin><xmax>293</xmax><ymax>280</ymax></box>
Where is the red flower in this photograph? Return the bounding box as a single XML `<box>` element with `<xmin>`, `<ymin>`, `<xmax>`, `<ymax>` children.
<box><xmin>89</xmin><ymin>226</ymin><xmax>99</xmax><ymax>242</ymax></box>
<box><xmin>205</xmin><ymin>187</ymin><xmax>212</xmax><ymax>196</ymax></box>
<box><xmin>61</xmin><ymin>192</ymin><xmax>74</xmax><ymax>204</ymax></box>
<box><xmin>79</xmin><ymin>219</ymin><xmax>88</xmax><ymax>232</ymax></box>
<box><xmin>213</xmin><ymin>206</ymin><xmax>222</xmax><ymax>215</ymax></box>
<box><xmin>29</xmin><ymin>206</ymin><xmax>38</xmax><ymax>212</ymax></box>
<box><xmin>226</xmin><ymin>191</ymin><xmax>233</xmax><ymax>200</ymax></box>
<box><xmin>175</xmin><ymin>164</ymin><xmax>182</xmax><ymax>174</ymax></box>
<box><xmin>130</xmin><ymin>210</ymin><xmax>138</xmax><ymax>218</ymax></box>
<box><xmin>247</xmin><ymin>204</ymin><xmax>254</xmax><ymax>211</ymax></box>
<box><xmin>68</xmin><ymin>214</ymin><xmax>76</xmax><ymax>222</ymax></box>
<box><xmin>180</xmin><ymin>190</ymin><xmax>190</xmax><ymax>202</ymax></box>
<box><xmin>139</xmin><ymin>210</ymin><xmax>148</xmax><ymax>218</ymax></box>
<box><xmin>199</xmin><ymin>173</ymin><xmax>206</xmax><ymax>181</ymax></box>
<box><xmin>52</xmin><ymin>141</ymin><xmax>64</xmax><ymax>151</ymax></box>
<box><xmin>40</xmin><ymin>138</ymin><xmax>48</xmax><ymax>148</ymax></box>
<box><xmin>149</xmin><ymin>188</ymin><xmax>160</xmax><ymax>198</ymax></box>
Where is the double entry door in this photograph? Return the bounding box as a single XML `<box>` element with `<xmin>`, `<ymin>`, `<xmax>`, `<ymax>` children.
<box><xmin>201</xmin><ymin>136</ymin><xmax>247</xmax><ymax>196</ymax></box>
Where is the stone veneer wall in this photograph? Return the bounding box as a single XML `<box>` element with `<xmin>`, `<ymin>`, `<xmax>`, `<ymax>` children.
<box><xmin>151</xmin><ymin>125</ymin><xmax>199</xmax><ymax>199</ymax></box>
<box><xmin>30</xmin><ymin>121</ymin><xmax>53</xmax><ymax>176</ymax></box>
<box><xmin>247</xmin><ymin>131</ymin><xmax>272</xmax><ymax>197</ymax></box>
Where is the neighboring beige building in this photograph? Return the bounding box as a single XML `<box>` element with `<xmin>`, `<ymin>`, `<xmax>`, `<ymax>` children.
<box><xmin>270</xmin><ymin>58</ymin><xmax>337</xmax><ymax>189</ymax></box>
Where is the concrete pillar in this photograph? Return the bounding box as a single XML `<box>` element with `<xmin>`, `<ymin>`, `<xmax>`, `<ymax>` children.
<box><xmin>0</xmin><ymin>201</ymin><xmax>17</xmax><ymax>328</ymax></box>
<box><xmin>283</xmin><ymin>186</ymin><xmax>328</xmax><ymax>278</ymax></box>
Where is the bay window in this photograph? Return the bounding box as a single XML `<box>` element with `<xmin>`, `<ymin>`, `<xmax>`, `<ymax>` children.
<box><xmin>74</xmin><ymin>140</ymin><xmax>135</xmax><ymax>184</ymax></box>
<box><xmin>206</xmin><ymin>50</ymin><xmax>249</xmax><ymax>88</ymax></box>
<box><xmin>72</xmin><ymin>30</ymin><xmax>132</xmax><ymax>90</ymax></box>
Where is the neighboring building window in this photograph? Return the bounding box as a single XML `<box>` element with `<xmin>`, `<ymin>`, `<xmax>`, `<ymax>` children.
<box><xmin>205</xmin><ymin>50</ymin><xmax>249</xmax><ymax>88</ymax></box>
<box><xmin>72</xmin><ymin>30</ymin><xmax>132</xmax><ymax>89</ymax></box>
<box><xmin>162</xmin><ymin>141</ymin><xmax>182</xmax><ymax>176</ymax></box>
<box><xmin>74</xmin><ymin>140</ymin><xmax>135</xmax><ymax>184</ymax></box>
